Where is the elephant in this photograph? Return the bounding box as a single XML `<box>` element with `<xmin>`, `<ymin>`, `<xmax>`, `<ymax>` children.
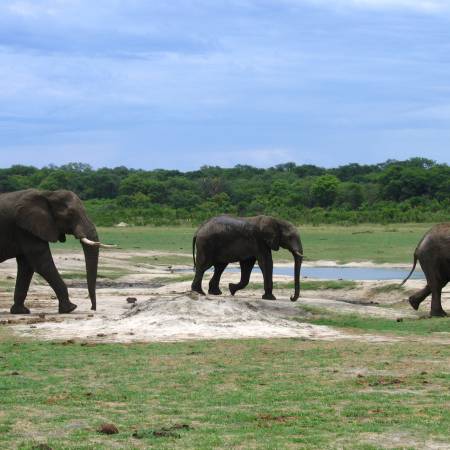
<box><xmin>0</xmin><ymin>189</ymin><xmax>113</xmax><ymax>314</ymax></box>
<box><xmin>401</xmin><ymin>223</ymin><xmax>449</xmax><ymax>317</ymax></box>
<box><xmin>191</xmin><ymin>215</ymin><xmax>303</xmax><ymax>301</ymax></box>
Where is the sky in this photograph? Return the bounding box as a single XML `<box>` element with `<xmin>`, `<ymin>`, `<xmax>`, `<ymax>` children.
<box><xmin>0</xmin><ymin>0</ymin><xmax>449</xmax><ymax>170</ymax></box>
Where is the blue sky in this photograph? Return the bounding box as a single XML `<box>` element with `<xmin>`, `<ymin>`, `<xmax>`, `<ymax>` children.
<box><xmin>0</xmin><ymin>0</ymin><xmax>449</xmax><ymax>169</ymax></box>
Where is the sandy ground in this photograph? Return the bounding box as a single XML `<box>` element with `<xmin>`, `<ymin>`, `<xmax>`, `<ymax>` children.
<box><xmin>0</xmin><ymin>250</ymin><xmax>448</xmax><ymax>344</ymax></box>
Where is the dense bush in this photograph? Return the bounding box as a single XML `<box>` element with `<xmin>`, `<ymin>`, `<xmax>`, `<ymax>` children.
<box><xmin>0</xmin><ymin>158</ymin><xmax>448</xmax><ymax>226</ymax></box>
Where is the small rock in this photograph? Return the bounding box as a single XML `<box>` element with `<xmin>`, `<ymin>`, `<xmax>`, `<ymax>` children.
<box><xmin>11</xmin><ymin>371</ymin><xmax>20</xmax><ymax>375</ymax></box>
<box><xmin>38</xmin><ymin>313</ymin><xmax>46</xmax><ymax>319</ymax></box>
<box><xmin>87</xmin><ymin>314</ymin><xmax>94</xmax><ymax>318</ymax></box>
<box><xmin>32</xmin><ymin>444</ymin><xmax>53</xmax><ymax>450</ymax></box>
<box><xmin>98</xmin><ymin>423</ymin><xmax>119</xmax><ymax>435</ymax></box>
<box><xmin>6</xmin><ymin>275</ymin><xmax>14</xmax><ymax>280</ymax></box>
<box><xmin>97</xmin><ymin>333</ymin><xmax>106</xmax><ymax>337</ymax></box>
<box><xmin>126</xmin><ymin>297</ymin><xmax>137</xmax><ymax>304</ymax></box>
<box><xmin>396</xmin><ymin>317</ymin><xmax>403</xmax><ymax>322</ymax></box>
<box><xmin>30</xmin><ymin>325</ymin><xmax>37</xmax><ymax>329</ymax></box>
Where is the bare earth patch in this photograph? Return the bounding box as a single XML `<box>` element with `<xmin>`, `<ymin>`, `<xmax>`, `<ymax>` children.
<box><xmin>355</xmin><ymin>431</ymin><xmax>450</xmax><ymax>450</ymax></box>
<box><xmin>11</xmin><ymin>293</ymin><xmax>356</xmax><ymax>343</ymax></box>
<box><xmin>0</xmin><ymin>250</ymin><xmax>448</xmax><ymax>344</ymax></box>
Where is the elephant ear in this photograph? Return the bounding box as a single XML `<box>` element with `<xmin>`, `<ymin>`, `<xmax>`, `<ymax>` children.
<box><xmin>15</xmin><ymin>191</ymin><xmax>60</xmax><ymax>243</ymax></box>
<box><xmin>258</xmin><ymin>216</ymin><xmax>280</xmax><ymax>251</ymax></box>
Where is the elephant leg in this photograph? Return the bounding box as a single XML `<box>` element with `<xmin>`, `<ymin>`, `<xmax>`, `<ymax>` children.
<box><xmin>408</xmin><ymin>284</ymin><xmax>431</xmax><ymax>311</ymax></box>
<box><xmin>10</xmin><ymin>256</ymin><xmax>34</xmax><ymax>314</ymax></box>
<box><xmin>25</xmin><ymin>247</ymin><xmax>77</xmax><ymax>314</ymax></box>
<box><xmin>258</xmin><ymin>251</ymin><xmax>276</xmax><ymax>300</ymax></box>
<box><xmin>208</xmin><ymin>263</ymin><xmax>227</xmax><ymax>295</ymax></box>
<box><xmin>191</xmin><ymin>264</ymin><xmax>210</xmax><ymax>295</ymax></box>
<box><xmin>229</xmin><ymin>258</ymin><xmax>256</xmax><ymax>296</ymax></box>
<box><xmin>430</xmin><ymin>284</ymin><xmax>447</xmax><ymax>317</ymax></box>
<box><xmin>422</xmin><ymin>266</ymin><xmax>447</xmax><ymax>317</ymax></box>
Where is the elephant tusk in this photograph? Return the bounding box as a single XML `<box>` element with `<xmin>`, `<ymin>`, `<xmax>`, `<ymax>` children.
<box><xmin>80</xmin><ymin>238</ymin><xmax>117</xmax><ymax>249</ymax></box>
<box><xmin>293</xmin><ymin>251</ymin><xmax>303</xmax><ymax>258</ymax></box>
<box><xmin>98</xmin><ymin>243</ymin><xmax>117</xmax><ymax>248</ymax></box>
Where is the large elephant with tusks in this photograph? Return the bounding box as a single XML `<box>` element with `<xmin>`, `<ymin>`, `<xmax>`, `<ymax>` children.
<box><xmin>402</xmin><ymin>223</ymin><xmax>450</xmax><ymax>317</ymax></box>
<box><xmin>0</xmin><ymin>189</ymin><xmax>114</xmax><ymax>314</ymax></box>
<box><xmin>191</xmin><ymin>215</ymin><xmax>303</xmax><ymax>301</ymax></box>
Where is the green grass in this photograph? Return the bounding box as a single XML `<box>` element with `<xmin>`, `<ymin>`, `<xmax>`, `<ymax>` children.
<box><xmin>301</xmin><ymin>308</ymin><xmax>450</xmax><ymax>335</ymax></box>
<box><xmin>51</xmin><ymin>223</ymin><xmax>431</xmax><ymax>264</ymax></box>
<box><xmin>52</xmin><ymin>226</ymin><xmax>194</xmax><ymax>253</ymax></box>
<box><xmin>369</xmin><ymin>283</ymin><xmax>405</xmax><ymax>294</ymax></box>
<box><xmin>60</xmin><ymin>269</ymin><xmax>131</xmax><ymax>280</ymax></box>
<box><xmin>0</xmin><ymin>337</ymin><xmax>448</xmax><ymax>449</ymax></box>
<box><xmin>298</xmin><ymin>223</ymin><xmax>430</xmax><ymax>264</ymax></box>
<box><xmin>130</xmin><ymin>254</ymin><xmax>194</xmax><ymax>266</ymax></box>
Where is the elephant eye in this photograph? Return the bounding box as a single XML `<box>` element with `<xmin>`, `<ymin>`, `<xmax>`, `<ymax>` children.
<box><xmin>66</xmin><ymin>208</ymin><xmax>77</xmax><ymax>219</ymax></box>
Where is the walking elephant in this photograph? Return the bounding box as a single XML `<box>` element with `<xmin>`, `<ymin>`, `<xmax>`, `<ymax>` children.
<box><xmin>0</xmin><ymin>189</ymin><xmax>113</xmax><ymax>314</ymax></box>
<box><xmin>401</xmin><ymin>223</ymin><xmax>449</xmax><ymax>317</ymax></box>
<box><xmin>191</xmin><ymin>215</ymin><xmax>303</xmax><ymax>301</ymax></box>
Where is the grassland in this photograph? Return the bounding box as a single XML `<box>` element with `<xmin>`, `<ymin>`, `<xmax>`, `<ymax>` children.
<box><xmin>0</xmin><ymin>332</ymin><xmax>448</xmax><ymax>449</ymax></box>
<box><xmin>52</xmin><ymin>223</ymin><xmax>432</xmax><ymax>264</ymax></box>
<box><xmin>301</xmin><ymin>308</ymin><xmax>450</xmax><ymax>335</ymax></box>
<box><xmin>3</xmin><ymin>223</ymin><xmax>448</xmax><ymax>449</ymax></box>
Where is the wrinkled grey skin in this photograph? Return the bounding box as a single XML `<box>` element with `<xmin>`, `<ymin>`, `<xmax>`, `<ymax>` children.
<box><xmin>191</xmin><ymin>215</ymin><xmax>303</xmax><ymax>301</ymax></box>
<box><xmin>402</xmin><ymin>223</ymin><xmax>450</xmax><ymax>317</ymax></box>
<box><xmin>0</xmin><ymin>189</ymin><xmax>99</xmax><ymax>314</ymax></box>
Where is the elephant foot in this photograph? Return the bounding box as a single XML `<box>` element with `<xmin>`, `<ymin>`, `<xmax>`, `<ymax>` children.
<box><xmin>208</xmin><ymin>288</ymin><xmax>222</xmax><ymax>295</ymax></box>
<box><xmin>408</xmin><ymin>297</ymin><xmax>421</xmax><ymax>311</ymax></box>
<box><xmin>262</xmin><ymin>293</ymin><xmax>276</xmax><ymax>301</ymax></box>
<box><xmin>229</xmin><ymin>283</ymin><xmax>238</xmax><ymax>296</ymax></box>
<box><xmin>10</xmin><ymin>304</ymin><xmax>30</xmax><ymax>314</ymax></box>
<box><xmin>59</xmin><ymin>302</ymin><xmax>77</xmax><ymax>314</ymax></box>
<box><xmin>430</xmin><ymin>309</ymin><xmax>447</xmax><ymax>318</ymax></box>
<box><xmin>191</xmin><ymin>287</ymin><xmax>206</xmax><ymax>296</ymax></box>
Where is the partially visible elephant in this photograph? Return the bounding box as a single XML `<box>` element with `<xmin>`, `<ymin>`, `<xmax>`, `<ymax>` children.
<box><xmin>191</xmin><ymin>215</ymin><xmax>303</xmax><ymax>301</ymax></box>
<box><xmin>401</xmin><ymin>223</ymin><xmax>449</xmax><ymax>317</ymax></box>
<box><xmin>0</xmin><ymin>189</ymin><xmax>113</xmax><ymax>314</ymax></box>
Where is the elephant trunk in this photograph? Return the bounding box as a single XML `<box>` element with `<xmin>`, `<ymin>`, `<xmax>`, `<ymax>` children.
<box><xmin>75</xmin><ymin>221</ymin><xmax>99</xmax><ymax>311</ymax></box>
<box><xmin>290</xmin><ymin>251</ymin><xmax>303</xmax><ymax>302</ymax></box>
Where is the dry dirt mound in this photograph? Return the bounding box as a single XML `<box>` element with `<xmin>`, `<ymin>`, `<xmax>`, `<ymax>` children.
<box><xmin>13</xmin><ymin>294</ymin><xmax>359</xmax><ymax>343</ymax></box>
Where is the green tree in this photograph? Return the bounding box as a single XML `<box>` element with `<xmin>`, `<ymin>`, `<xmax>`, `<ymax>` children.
<box><xmin>311</xmin><ymin>175</ymin><xmax>340</xmax><ymax>207</ymax></box>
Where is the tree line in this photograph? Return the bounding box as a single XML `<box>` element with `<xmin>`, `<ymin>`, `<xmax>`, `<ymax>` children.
<box><xmin>0</xmin><ymin>158</ymin><xmax>448</xmax><ymax>226</ymax></box>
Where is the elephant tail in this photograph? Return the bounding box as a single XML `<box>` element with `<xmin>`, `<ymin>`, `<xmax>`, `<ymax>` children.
<box><xmin>401</xmin><ymin>253</ymin><xmax>418</xmax><ymax>286</ymax></box>
<box><xmin>192</xmin><ymin>235</ymin><xmax>197</xmax><ymax>270</ymax></box>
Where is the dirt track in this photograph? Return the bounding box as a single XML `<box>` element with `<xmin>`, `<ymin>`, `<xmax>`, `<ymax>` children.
<box><xmin>0</xmin><ymin>250</ymin><xmax>448</xmax><ymax>344</ymax></box>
